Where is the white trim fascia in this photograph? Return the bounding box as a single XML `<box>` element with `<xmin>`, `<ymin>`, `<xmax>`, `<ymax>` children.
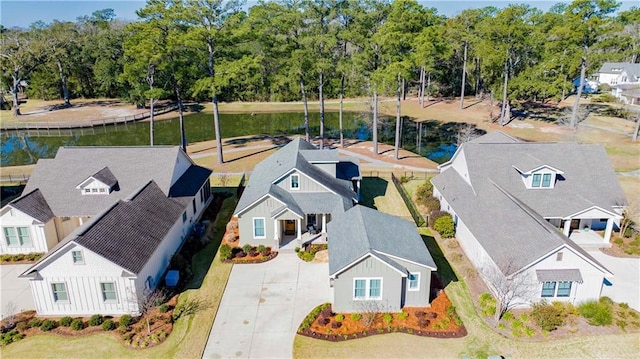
<box><xmin>290</xmin><ymin>174</ymin><xmax>300</xmax><ymax>191</ymax></box>
<box><xmin>273</xmin><ymin>168</ymin><xmax>337</xmax><ymax>196</ymax></box>
<box><xmin>271</xmin><ymin>206</ymin><xmax>304</xmax><ymax>219</ymax></box>
<box><xmin>563</xmin><ymin>205</ymin><xmax>620</xmax><ymax>220</ymax></box>
<box><xmin>75</xmin><ymin>176</ymin><xmax>108</xmax><ymax>190</ymax></box>
<box><xmin>3</xmin><ymin>205</ymin><xmax>44</xmax><ymax>224</ymax></box>
<box><xmin>252</xmin><ymin>217</ymin><xmax>267</xmax><ymax>239</ymax></box>
<box><xmin>352</xmin><ymin>277</ymin><xmax>384</xmax><ymax>300</ymax></box>
<box><xmin>510</xmin><ymin>244</ymin><xmax>613</xmax><ymax>279</ymax></box>
<box><xmin>375</xmin><ymin>250</ymin><xmax>437</xmax><ymax>271</ymax></box>
<box><xmin>408</xmin><ymin>272</ymin><xmax>420</xmax><ymax>291</ymax></box>
<box><xmin>234</xmin><ymin>194</ymin><xmax>287</xmax><ymax>217</ymax></box>
<box><xmin>523</xmin><ymin>164</ymin><xmax>564</xmax><ymax>175</ymax></box>
<box><xmin>330</xmin><ymin>252</ymin><xmax>407</xmax><ymax>279</ymax></box>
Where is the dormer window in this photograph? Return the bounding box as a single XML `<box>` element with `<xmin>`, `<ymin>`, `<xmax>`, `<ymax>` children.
<box><xmin>291</xmin><ymin>174</ymin><xmax>300</xmax><ymax>190</ymax></box>
<box><xmin>76</xmin><ymin>166</ymin><xmax>118</xmax><ymax>196</ymax></box>
<box><xmin>516</xmin><ymin>164</ymin><xmax>563</xmax><ymax>190</ymax></box>
<box><xmin>532</xmin><ymin>173</ymin><xmax>552</xmax><ymax>188</ymax></box>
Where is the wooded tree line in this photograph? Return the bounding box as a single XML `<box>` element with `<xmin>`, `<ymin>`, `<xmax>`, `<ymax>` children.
<box><xmin>1</xmin><ymin>0</ymin><xmax>638</xmax><ymax>147</ymax></box>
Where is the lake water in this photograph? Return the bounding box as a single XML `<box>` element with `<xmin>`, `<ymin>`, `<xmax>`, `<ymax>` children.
<box><xmin>1</xmin><ymin>111</ymin><xmax>460</xmax><ymax>167</ymax></box>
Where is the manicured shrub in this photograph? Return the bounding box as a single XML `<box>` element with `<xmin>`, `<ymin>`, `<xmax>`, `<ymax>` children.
<box><xmin>428</xmin><ymin>210</ymin><xmax>448</xmax><ymax>228</ymax></box>
<box><xmin>0</xmin><ymin>331</ymin><xmax>24</xmax><ymax>345</ymax></box>
<box><xmin>219</xmin><ymin>244</ymin><xmax>233</xmax><ymax>261</ymax></box>
<box><xmin>159</xmin><ymin>304</ymin><xmax>170</xmax><ymax>313</ymax></box>
<box><xmin>350</xmin><ymin>313</ymin><xmax>362</xmax><ymax>321</ymax></box>
<box><xmin>294</xmin><ymin>246</ymin><xmax>300</xmax><ymax>253</ymax></box>
<box><xmin>619</xmin><ymin>303</ymin><xmax>629</xmax><ymax>310</ymax></box>
<box><xmin>102</xmin><ymin>319</ymin><xmax>116</xmax><ymax>331</ymax></box>
<box><xmin>330</xmin><ymin>321</ymin><xmax>342</xmax><ymax>329</ymax></box>
<box><xmin>88</xmin><ymin>314</ymin><xmax>104</xmax><ymax>326</ymax></box>
<box><xmin>398</xmin><ymin>312</ymin><xmax>409</xmax><ymax>320</ymax></box>
<box><xmin>119</xmin><ymin>314</ymin><xmax>133</xmax><ymax>328</ymax></box>
<box><xmin>433</xmin><ymin>214</ymin><xmax>455</xmax><ymax>238</ymax></box>
<box><xmin>334</xmin><ymin>314</ymin><xmax>344</xmax><ymax>322</ymax></box>
<box><xmin>242</xmin><ymin>244</ymin><xmax>253</xmax><ymax>254</ymax></box>
<box><xmin>418</xmin><ymin>318</ymin><xmax>430</xmax><ymax>328</ymax></box>
<box><xmin>235</xmin><ymin>250</ymin><xmax>247</xmax><ymax>258</ymax></box>
<box><xmin>427</xmin><ymin>312</ymin><xmax>438</xmax><ymax>319</ymax></box>
<box><xmin>501</xmin><ymin>312</ymin><xmax>515</xmax><ymax>321</ymax></box>
<box><xmin>40</xmin><ymin>319</ymin><xmax>57</xmax><ymax>331</ymax></box>
<box><xmin>317</xmin><ymin>317</ymin><xmax>330</xmax><ymax>326</ymax></box>
<box><xmin>421</xmin><ymin>196</ymin><xmax>441</xmax><ymax>212</ymax></box>
<box><xmin>578</xmin><ymin>300</ymin><xmax>613</xmax><ymax>326</ymax></box>
<box><xmin>70</xmin><ymin>318</ymin><xmax>84</xmax><ymax>331</ymax></box>
<box><xmin>16</xmin><ymin>322</ymin><xmax>28</xmax><ymax>331</ymax></box>
<box><xmin>415</xmin><ymin>311</ymin><xmax>426</xmax><ymax>318</ymax></box>
<box><xmin>382</xmin><ymin>313</ymin><xmax>393</xmax><ymax>324</ymax></box>
<box><xmin>321</xmin><ymin>308</ymin><xmax>334</xmax><ymax>318</ymax></box>
<box><xmin>415</xmin><ymin>181</ymin><xmax>434</xmax><ymax>202</ymax></box>
<box><xmin>531</xmin><ymin>301</ymin><xmax>566</xmax><ymax>331</ymax></box>
<box><xmin>257</xmin><ymin>245</ymin><xmax>266</xmax><ymax>254</ymax></box>
<box><xmin>60</xmin><ymin>316</ymin><xmax>73</xmax><ymax>327</ymax></box>
<box><xmin>28</xmin><ymin>318</ymin><xmax>42</xmax><ymax>328</ymax></box>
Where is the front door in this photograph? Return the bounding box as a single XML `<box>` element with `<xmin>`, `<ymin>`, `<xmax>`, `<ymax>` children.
<box><xmin>570</xmin><ymin>219</ymin><xmax>580</xmax><ymax>230</ymax></box>
<box><xmin>284</xmin><ymin>220</ymin><xmax>296</xmax><ymax>235</ymax></box>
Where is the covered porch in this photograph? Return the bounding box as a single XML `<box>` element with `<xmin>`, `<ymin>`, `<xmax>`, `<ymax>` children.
<box><xmin>271</xmin><ymin>209</ymin><xmax>330</xmax><ymax>250</ymax></box>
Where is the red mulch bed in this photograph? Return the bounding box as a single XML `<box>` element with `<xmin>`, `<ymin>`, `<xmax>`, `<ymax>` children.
<box><xmin>223</xmin><ymin>250</ymin><xmax>278</xmax><ymax>264</ymax></box>
<box><xmin>298</xmin><ymin>291</ymin><xmax>466</xmax><ymax>341</ymax></box>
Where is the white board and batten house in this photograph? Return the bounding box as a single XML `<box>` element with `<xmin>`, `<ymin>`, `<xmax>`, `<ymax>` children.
<box><xmin>431</xmin><ymin>132</ymin><xmax>625</xmax><ymax>306</ymax></box>
<box><xmin>8</xmin><ymin>146</ymin><xmax>212</xmax><ymax>316</ymax></box>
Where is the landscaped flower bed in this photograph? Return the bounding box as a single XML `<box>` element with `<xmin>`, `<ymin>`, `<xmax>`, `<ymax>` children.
<box><xmin>296</xmin><ymin>243</ymin><xmax>327</xmax><ymax>262</ymax></box>
<box><xmin>0</xmin><ymin>252</ymin><xmax>45</xmax><ymax>264</ymax></box>
<box><xmin>297</xmin><ymin>291</ymin><xmax>466</xmax><ymax>341</ymax></box>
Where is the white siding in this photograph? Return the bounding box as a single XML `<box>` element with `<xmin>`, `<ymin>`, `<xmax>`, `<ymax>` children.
<box><xmin>0</xmin><ymin>207</ymin><xmax>49</xmax><ymax>254</ymax></box>
<box><xmin>274</xmin><ymin>170</ymin><xmax>330</xmax><ymax>193</ymax></box>
<box><xmin>170</xmin><ymin>151</ymin><xmax>193</xmax><ymax>186</ymax></box>
<box><xmin>443</xmin><ymin>147</ymin><xmax>471</xmax><ymax>186</ymax></box>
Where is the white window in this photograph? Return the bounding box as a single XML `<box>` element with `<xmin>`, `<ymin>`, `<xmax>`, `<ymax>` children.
<box><xmin>290</xmin><ymin>174</ymin><xmax>300</xmax><ymax>190</ymax></box>
<box><xmin>100</xmin><ymin>282</ymin><xmax>118</xmax><ymax>302</ymax></box>
<box><xmin>72</xmin><ymin>250</ymin><xmax>84</xmax><ymax>265</ymax></box>
<box><xmin>84</xmin><ymin>188</ymin><xmax>91</xmax><ymax>193</ymax></box>
<box><xmin>51</xmin><ymin>283</ymin><xmax>69</xmax><ymax>302</ymax></box>
<box><xmin>3</xmin><ymin>227</ymin><xmax>31</xmax><ymax>247</ymax></box>
<box><xmin>531</xmin><ymin>173</ymin><xmax>553</xmax><ymax>188</ymax></box>
<box><xmin>91</xmin><ymin>188</ymin><xmax>98</xmax><ymax>193</ymax></box>
<box><xmin>99</xmin><ymin>188</ymin><xmax>106</xmax><ymax>193</ymax></box>
<box><xmin>541</xmin><ymin>281</ymin><xmax>572</xmax><ymax>298</ymax></box>
<box><xmin>253</xmin><ymin>218</ymin><xmax>266</xmax><ymax>238</ymax></box>
<box><xmin>353</xmin><ymin>278</ymin><xmax>382</xmax><ymax>300</ymax></box>
<box><xmin>408</xmin><ymin>272</ymin><xmax>420</xmax><ymax>291</ymax></box>
<box><xmin>182</xmin><ymin>211</ymin><xmax>187</xmax><ymax>223</ymax></box>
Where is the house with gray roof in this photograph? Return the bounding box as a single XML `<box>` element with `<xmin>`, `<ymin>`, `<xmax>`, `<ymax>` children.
<box><xmin>1</xmin><ymin>146</ymin><xmax>212</xmax><ymax>316</ymax></box>
<box><xmin>597</xmin><ymin>62</ymin><xmax>640</xmax><ymax>104</ymax></box>
<box><xmin>431</xmin><ymin>132</ymin><xmax>622</xmax><ymax>305</ymax></box>
<box><xmin>328</xmin><ymin>205</ymin><xmax>436</xmax><ymax>313</ymax></box>
<box><xmin>233</xmin><ymin>137</ymin><xmax>360</xmax><ymax>249</ymax></box>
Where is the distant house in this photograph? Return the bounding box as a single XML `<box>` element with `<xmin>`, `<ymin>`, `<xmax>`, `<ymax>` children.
<box><xmin>233</xmin><ymin>138</ymin><xmax>360</xmax><ymax>249</ymax></box>
<box><xmin>572</xmin><ymin>77</ymin><xmax>599</xmax><ymax>94</ymax></box>
<box><xmin>4</xmin><ymin>146</ymin><xmax>212</xmax><ymax>316</ymax></box>
<box><xmin>328</xmin><ymin>206</ymin><xmax>437</xmax><ymax>313</ymax></box>
<box><xmin>431</xmin><ymin>132</ymin><xmax>625</xmax><ymax>306</ymax></box>
<box><xmin>597</xmin><ymin>62</ymin><xmax>640</xmax><ymax>103</ymax></box>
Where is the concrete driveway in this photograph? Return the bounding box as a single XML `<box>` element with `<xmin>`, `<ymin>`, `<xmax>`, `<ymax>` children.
<box><xmin>0</xmin><ymin>264</ymin><xmax>35</xmax><ymax>320</ymax></box>
<box><xmin>588</xmin><ymin>250</ymin><xmax>640</xmax><ymax>311</ymax></box>
<box><xmin>203</xmin><ymin>252</ymin><xmax>330</xmax><ymax>359</ymax></box>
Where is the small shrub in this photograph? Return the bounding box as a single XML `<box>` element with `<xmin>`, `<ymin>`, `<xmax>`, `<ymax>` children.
<box><xmin>599</xmin><ymin>296</ymin><xmax>614</xmax><ymax>306</ymax></box>
<box><xmin>502</xmin><ymin>312</ymin><xmax>515</xmax><ymax>321</ymax></box>
<box><xmin>398</xmin><ymin>312</ymin><xmax>409</xmax><ymax>320</ymax></box>
<box><xmin>400</xmin><ymin>175</ymin><xmax>411</xmax><ymax>183</ymax></box>
<box><xmin>382</xmin><ymin>313</ymin><xmax>393</xmax><ymax>324</ymax></box>
<box><xmin>531</xmin><ymin>301</ymin><xmax>566</xmax><ymax>331</ymax></box>
<box><xmin>219</xmin><ymin>244</ymin><xmax>233</xmax><ymax>261</ymax></box>
<box><xmin>415</xmin><ymin>181</ymin><xmax>434</xmax><ymax>202</ymax></box>
<box><xmin>294</xmin><ymin>246</ymin><xmax>300</xmax><ymax>253</ymax></box>
<box><xmin>497</xmin><ymin>322</ymin><xmax>506</xmax><ymax>330</ymax></box>
<box><xmin>616</xmin><ymin>319</ymin><xmax>628</xmax><ymax>331</ymax></box>
<box><xmin>418</xmin><ymin>318</ymin><xmax>430</xmax><ymax>328</ymax></box>
<box><xmin>242</xmin><ymin>244</ymin><xmax>253</xmax><ymax>254</ymax></box>
<box><xmin>321</xmin><ymin>308</ymin><xmax>334</xmax><ymax>318</ymax></box>
<box><xmin>415</xmin><ymin>311</ymin><xmax>426</xmax><ymax>318</ymax></box>
<box><xmin>330</xmin><ymin>321</ymin><xmax>342</xmax><ymax>329</ymax></box>
<box><xmin>28</xmin><ymin>318</ymin><xmax>42</xmax><ymax>328</ymax></box>
<box><xmin>102</xmin><ymin>319</ymin><xmax>116</xmax><ymax>331</ymax></box>
<box><xmin>578</xmin><ymin>300</ymin><xmax>613</xmax><ymax>326</ymax></box>
<box><xmin>317</xmin><ymin>317</ymin><xmax>330</xmax><ymax>326</ymax></box>
<box><xmin>450</xmin><ymin>253</ymin><xmax>463</xmax><ymax>262</ymax></box>
<box><xmin>226</xmin><ymin>220</ymin><xmax>238</xmax><ymax>231</ymax></box>
<box><xmin>335</xmin><ymin>314</ymin><xmax>344</xmax><ymax>322</ymax></box>
<box><xmin>40</xmin><ymin>319</ymin><xmax>57</xmax><ymax>331</ymax></box>
<box><xmin>433</xmin><ymin>214</ymin><xmax>455</xmax><ymax>238</ymax></box>
<box><xmin>235</xmin><ymin>250</ymin><xmax>247</xmax><ymax>258</ymax></box>
<box><xmin>70</xmin><ymin>318</ymin><xmax>84</xmax><ymax>331</ymax></box>
<box><xmin>613</xmin><ymin>237</ymin><xmax>624</xmax><ymax>246</ymax></box>
<box><xmin>421</xmin><ymin>196</ymin><xmax>441</xmax><ymax>212</ymax></box>
<box><xmin>0</xmin><ymin>331</ymin><xmax>24</xmax><ymax>345</ymax></box>
<box><xmin>350</xmin><ymin>313</ymin><xmax>362</xmax><ymax>321</ymax></box>
<box><xmin>619</xmin><ymin>303</ymin><xmax>629</xmax><ymax>310</ymax></box>
<box><xmin>119</xmin><ymin>314</ymin><xmax>133</xmax><ymax>328</ymax></box>
<box><xmin>16</xmin><ymin>322</ymin><xmax>28</xmax><ymax>331</ymax></box>
<box><xmin>88</xmin><ymin>314</ymin><xmax>104</xmax><ymax>326</ymax></box>
<box><xmin>427</xmin><ymin>312</ymin><xmax>438</xmax><ymax>319</ymax></box>
<box><xmin>159</xmin><ymin>304</ymin><xmax>170</xmax><ymax>313</ymax></box>
<box><xmin>428</xmin><ymin>210</ymin><xmax>448</xmax><ymax>227</ymax></box>
<box><xmin>60</xmin><ymin>316</ymin><xmax>73</xmax><ymax>327</ymax></box>
<box><xmin>257</xmin><ymin>245</ymin><xmax>266</xmax><ymax>254</ymax></box>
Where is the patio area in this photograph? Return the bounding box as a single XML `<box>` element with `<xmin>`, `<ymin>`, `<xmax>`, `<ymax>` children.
<box><xmin>569</xmin><ymin>229</ymin><xmax>610</xmax><ymax>249</ymax></box>
<box><xmin>280</xmin><ymin>232</ymin><xmax>327</xmax><ymax>252</ymax></box>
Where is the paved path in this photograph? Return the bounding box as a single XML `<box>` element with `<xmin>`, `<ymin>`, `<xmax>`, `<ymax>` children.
<box><xmin>202</xmin><ymin>252</ymin><xmax>330</xmax><ymax>359</ymax></box>
<box><xmin>588</xmin><ymin>250</ymin><xmax>640</xmax><ymax>312</ymax></box>
<box><xmin>0</xmin><ymin>264</ymin><xmax>35</xmax><ymax>320</ymax></box>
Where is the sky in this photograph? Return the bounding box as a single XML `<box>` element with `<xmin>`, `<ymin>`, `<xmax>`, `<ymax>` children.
<box><xmin>0</xmin><ymin>0</ymin><xmax>637</xmax><ymax>28</ymax></box>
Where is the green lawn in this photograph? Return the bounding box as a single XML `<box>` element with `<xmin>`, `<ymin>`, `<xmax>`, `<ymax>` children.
<box><xmin>360</xmin><ymin>177</ymin><xmax>412</xmax><ymax>219</ymax></box>
<box><xmin>0</xmin><ymin>193</ymin><xmax>238</xmax><ymax>359</ymax></box>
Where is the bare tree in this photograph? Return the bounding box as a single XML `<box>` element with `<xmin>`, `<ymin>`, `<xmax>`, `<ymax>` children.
<box><xmin>354</xmin><ymin>299</ymin><xmax>390</xmax><ymax>327</ymax></box>
<box><xmin>138</xmin><ymin>289</ymin><xmax>168</xmax><ymax>335</ymax></box>
<box><xmin>456</xmin><ymin>124</ymin><xmax>481</xmax><ymax>145</ymax></box>
<box><xmin>218</xmin><ymin>172</ymin><xmax>230</xmax><ymax>188</ymax></box>
<box><xmin>619</xmin><ymin>203</ymin><xmax>639</xmax><ymax>239</ymax></box>
<box><xmin>480</xmin><ymin>258</ymin><xmax>536</xmax><ymax>323</ymax></box>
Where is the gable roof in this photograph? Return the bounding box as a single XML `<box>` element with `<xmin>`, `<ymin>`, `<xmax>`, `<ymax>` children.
<box><xmin>598</xmin><ymin>62</ymin><xmax>640</xmax><ymax>80</ymax></box>
<box><xmin>22</xmin><ymin>181</ymin><xmax>186</xmax><ymax>276</ymax></box>
<box><xmin>21</xmin><ymin>146</ymin><xmax>186</xmax><ymax>217</ymax></box>
<box><xmin>328</xmin><ymin>205</ymin><xmax>436</xmax><ymax>276</ymax></box>
<box><xmin>8</xmin><ymin>189</ymin><xmax>54</xmax><ymax>223</ymax></box>
<box><xmin>234</xmin><ymin>138</ymin><xmax>357</xmax><ymax>216</ymax></box>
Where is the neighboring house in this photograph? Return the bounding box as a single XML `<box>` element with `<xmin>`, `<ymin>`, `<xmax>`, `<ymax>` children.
<box><xmin>7</xmin><ymin>146</ymin><xmax>212</xmax><ymax>316</ymax></box>
<box><xmin>597</xmin><ymin>62</ymin><xmax>640</xmax><ymax>103</ymax></box>
<box><xmin>572</xmin><ymin>77</ymin><xmax>599</xmax><ymax>94</ymax></box>
<box><xmin>234</xmin><ymin>138</ymin><xmax>360</xmax><ymax>248</ymax></box>
<box><xmin>328</xmin><ymin>205</ymin><xmax>437</xmax><ymax>313</ymax></box>
<box><xmin>431</xmin><ymin>132</ymin><xmax>625</xmax><ymax>306</ymax></box>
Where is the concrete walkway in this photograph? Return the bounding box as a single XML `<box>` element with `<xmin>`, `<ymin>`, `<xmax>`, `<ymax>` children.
<box><xmin>202</xmin><ymin>252</ymin><xmax>330</xmax><ymax>359</ymax></box>
<box><xmin>0</xmin><ymin>264</ymin><xmax>35</xmax><ymax>320</ymax></box>
<box><xmin>588</xmin><ymin>250</ymin><xmax>640</xmax><ymax>312</ymax></box>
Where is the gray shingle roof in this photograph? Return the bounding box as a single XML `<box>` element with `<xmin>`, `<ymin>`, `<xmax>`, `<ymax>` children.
<box><xmin>22</xmin><ymin>146</ymin><xmax>184</xmax><ymax>217</ymax></box>
<box><xmin>168</xmin><ymin>165</ymin><xmax>212</xmax><ymax>198</ymax></box>
<box><xmin>9</xmin><ymin>189</ymin><xmax>54</xmax><ymax>223</ymax></box>
<box><xmin>598</xmin><ymin>62</ymin><xmax>640</xmax><ymax>80</ymax></box>
<box><xmin>235</xmin><ymin>138</ymin><xmax>357</xmax><ymax>217</ymax></box>
<box><xmin>299</xmin><ymin>150</ymin><xmax>339</xmax><ymax>162</ymax></box>
<box><xmin>536</xmin><ymin>269</ymin><xmax>583</xmax><ymax>283</ymax></box>
<box><xmin>468</xmin><ymin>131</ymin><xmax>521</xmax><ymax>144</ymax></box>
<box><xmin>91</xmin><ymin>167</ymin><xmax>118</xmax><ymax>188</ymax></box>
<box><xmin>328</xmin><ymin>205</ymin><xmax>436</xmax><ymax>276</ymax></box>
<box><xmin>23</xmin><ymin>181</ymin><xmax>186</xmax><ymax>276</ymax></box>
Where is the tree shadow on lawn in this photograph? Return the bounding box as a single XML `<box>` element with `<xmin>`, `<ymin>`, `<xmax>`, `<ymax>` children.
<box><xmin>422</xmin><ymin>234</ymin><xmax>458</xmax><ymax>290</ymax></box>
<box><xmin>359</xmin><ymin>177</ymin><xmax>389</xmax><ymax>210</ymax></box>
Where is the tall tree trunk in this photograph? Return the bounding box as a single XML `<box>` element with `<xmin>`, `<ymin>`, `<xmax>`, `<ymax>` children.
<box><xmin>372</xmin><ymin>89</ymin><xmax>378</xmax><ymax>155</ymax></box>
<box><xmin>339</xmin><ymin>74</ymin><xmax>344</xmax><ymax>148</ymax></box>
<box><xmin>394</xmin><ymin>74</ymin><xmax>402</xmax><ymax>161</ymax></box>
<box><xmin>56</xmin><ymin>60</ymin><xmax>70</xmax><ymax>107</ymax></box>
<box><xmin>149</xmin><ymin>97</ymin><xmax>154</xmax><ymax>146</ymax></box>
<box><xmin>500</xmin><ymin>60</ymin><xmax>509</xmax><ymax>127</ymax></box>
<box><xmin>570</xmin><ymin>52</ymin><xmax>587</xmax><ymax>129</ymax></box>
<box><xmin>489</xmin><ymin>90</ymin><xmax>494</xmax><ymax>121</ymax></box>
<box><xmin>301</xmin><ymin>76</ymin><xmax>309</xmax><ymax>142</ymax></box>
<box><xmin>633</xmin><ymin>111</ymin><xmax>640</xmax><ymax>141</ymax></box>
<box><xmin>401</xmin><ymin>78</ymin><xmax>406</xmax><ymax>101</ymax></box>
<box><xmin>319</xmin><ymin>71</ymin><xmax>325</xmax><ymax>149</ymax></box>
<box><xmin>418</xmin><ymin>66</ymin><xmax>425</xmax><ymax>106</ymax></box>
<box><xmin>459</xmin><ymin>41</ymin><xmax>468</xmax><ymax>110</ymax></box>
<box><xmin>175</xmin><ymin>86</ymin><xmax>186</xmax><ymax>152</ymax></box>
<box><xmin>426</xmin><ymin>72</ymin><xmax>431</xmax><ymax>103</ymax></box>
<box><xmin>12</xmin><ymin>75</ymin><xmax>21</xmax><ymax>116</ymax></box>
<box><xmin>475</xmin><ymin>57</ymin><xmax>481</xmax><ymax>99</ymax></box>
<box><xmin>208</xmin><ymin>42</ymin><xmax>223</xmax><ymax>164</ymax></box>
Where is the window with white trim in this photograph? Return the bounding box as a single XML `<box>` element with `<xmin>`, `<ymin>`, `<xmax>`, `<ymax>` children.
<box><xmin>3</xmin><ymin>227</ymin><xmax>31</xmax><ymax>247</ymax></box>
<box><xmin>541</xmin><ymin>281</ymin><xmax>572</xmax><ymax>297</ymax></box>
<box><xmin>531</xmin><ymin>173</ymin><xmax>553</xmax><ymax>188</ymax></box>
<box><xmin>408</xmin><ymin>272</ymin><xmax>420</xmax><ymax>291</ymax></box>
<box><xmin>100</xmin><ymin>282</ymin><xmax>117</xmax><ymax>302</ymax></box>
<box><xmin>51</xmin><ymin>283</ymin><xmax>69</xmax><ymax>302</ymax></box>
<box><xmin>72</xmin><ymin>250</ymin><xmax>85</xmax><ymax>265</ymax></box>
<box><xmin>353</xmin><ymin>278</ymin><xmax>382</xmax><ymax>300</ymax></box>
<box><xmin>253</xmin><ymin>218</ymin><xmax>266</xmax><ymax>238</ymax></box>
<box><xmin>290</xmin><ymin>174</ymin><xmax>300</xmax><ymax>190</ymax></box>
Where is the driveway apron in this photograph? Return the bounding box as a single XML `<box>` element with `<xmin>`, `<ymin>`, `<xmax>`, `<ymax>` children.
<box><xmin>0</xmin><ymin>264</ymin><xmax>35</xmax><ymax>320</ymax></box>
<box><xmin>203</xmin><ymin>252</ymin><xmax>330</xmax><ymax>359</ymax></box>
<box><xmin>588</xmin><ymin>250</ymin><xmax>640</xmax><ymax>311</ymax></box>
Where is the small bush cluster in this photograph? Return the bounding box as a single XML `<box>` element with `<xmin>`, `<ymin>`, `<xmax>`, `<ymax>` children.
<box><xmin>219</xmin><ymin>244</ymin><xmax>233</xmax><ymax>261</ymax></box>
<box><xmin>0</xmin><ymin>252</ymin><xmax>44</xmax><ymax>263</ymax></box>
<box><xmin>28</xmin><ymin>318</ymin><xmax>42</xmax><ymax>328</ymax></box>
<box><xmin>119</xmin><ymin>314</ymin><xmax>134</xmax><ymax>328</ymax></box>
<box><xmin>71</xmin><ymin>318</ymin><xmax>84</xmax><ymax>331</ymax></box>
<box><xmin>478</xmin><ymin>293</ymin><xmax>497</xmax><ymax>317</ymax></box>
<box><xmin>428</xmin><ymin>210</ymin><xmax>449</xmax><ymax>228</ymax></box>
<box><xmin>433</xmin><ymin>214</ymin><xmax>455</xmax><ymax>238</ymax></box>
<box><xmin>0</xmin><ymin>331</ymin><xmax>24</xmax><ymax>345</ymax></box>
<box><xmin>40</xmin><ymin>319</ymin><xmax>57</xmax><ymax>332</ymax></box>
<box><xmin>299</xmin><ymin>303</ymin><xmax>331</xmax><ymax>332</ymax></box>
<box><xmin>297</xmin><ymin>244</ymin><xmax>327</xmax><ymax>262</ymax></box>
<box><xmin>531</xmin><ymin>301</ymin><xmax>568</xmax><ymax>331</ymax></box>
<box><xmin>102</xmin><ymin>319</ymin><xmax>116</xmax><ymax>331</ymax></box>
<box><xmin>415</xmin><ymin>181</ymin><xmax>434</xmax><ymax>205</ymax></box>
<box><xmin>159</xmin><ymin>304</ymin><xmax>170</xmax><ymax>313</ymax></box>
<box><xmin>88</xmin><ymin>314</ymin><xmax>104</xmax><ymax>326</ymax></box>
<box><xmin>578</xmin><ymin>299</ymin><xmax>613</xmax><ymax>326</ymax></box>
<box><xmin>60</xmin><ymin>316</ymin><xmax>73</xmax><ymax>327</ymax></box>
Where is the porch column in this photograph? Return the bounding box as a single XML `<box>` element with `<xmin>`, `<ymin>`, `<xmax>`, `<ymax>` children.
<box><xmin>322</xmin><ymin>213</ymin><xmax>327</xmax><ymax>234</ymax></box>
<box><xmin>356</xmin><ymin>180</ymin><xmax>361</xmax><ymax>202</ymax></box>
<box><xmin>274</xmin><ymin>219</ymin><xmax>280</xmax><ymax>243</ymax></box>
<box><xmin>604</xmin><ymin>218</ymin><xmax>614</xmax><ymax>243</ymax></box>
<box><xmin>296</xmin><ymin>218</ymin><xmax>302</xmax><ymax>241</ymax></box>
<box><xmin>563</xmin><ymin>219</ymin><xmax>571</xmax><ymax>237</ymax></box>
